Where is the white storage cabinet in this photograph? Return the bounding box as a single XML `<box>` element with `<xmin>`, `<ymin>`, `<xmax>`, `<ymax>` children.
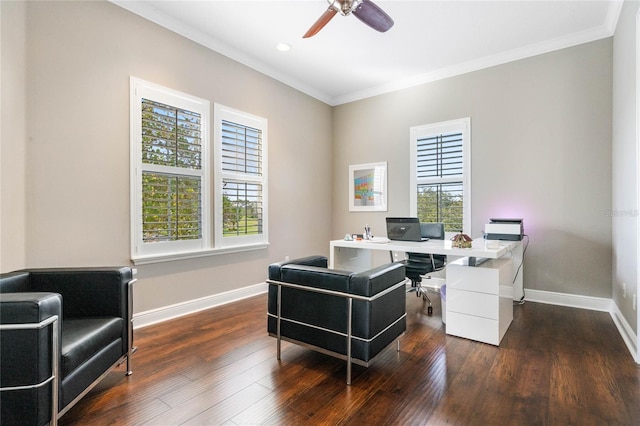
<box><xmin>445</xmin><ymin>257</ymin><xmax>514</xmax><ymax>345</ymax></box>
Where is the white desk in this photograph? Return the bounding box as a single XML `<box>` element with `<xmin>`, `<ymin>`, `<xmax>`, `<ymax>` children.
<box><xmin>329</xmin><ymin>237</ymin><xmax>524</xmax><ymax>346</ymax></box>
<box><xmin>330</xmin><ymin>238</ymin><xmax>517</xmax><ymax>264</ymax></box>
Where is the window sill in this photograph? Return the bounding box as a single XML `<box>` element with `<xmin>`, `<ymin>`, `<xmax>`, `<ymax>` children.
<box><xmin>132</xmin><ymin>242</ymin><xmax>269</xmax><ymax>265</ymax></box>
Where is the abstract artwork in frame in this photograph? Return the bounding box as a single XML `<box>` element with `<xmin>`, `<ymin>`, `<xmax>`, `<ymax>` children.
<box><xmin>349</xmin><ymin>162</ymin><xmax>387</xmax><ymax>211</ymax></box>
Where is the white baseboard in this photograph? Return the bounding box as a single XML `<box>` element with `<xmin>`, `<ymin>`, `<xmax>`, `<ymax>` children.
<box><xmin>524</xmin><ymin>288</ymin><xmax>612</xmax><ymax>312</ymax></box>
<box><xmin>132</xmin><ymin>282</ymin><xmax>268</xmax><ymax>329</ymax></box>
<box><xmin>525</xmin><ymin>288</ymin><xmax>637</xmax><ymax>363</ymax></box>
<box><xmin>610</xmin><ymin>302</ymin><xmax>638</xmax><ymax>362</ymax></box>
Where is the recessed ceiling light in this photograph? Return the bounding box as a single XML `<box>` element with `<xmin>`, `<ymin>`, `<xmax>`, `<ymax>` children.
<box><xmin>276</xmin><ymin>42</ymin><xmax>291</xmax><ymax>52</ymax></box>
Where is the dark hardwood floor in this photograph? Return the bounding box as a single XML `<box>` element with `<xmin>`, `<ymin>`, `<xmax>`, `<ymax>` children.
<box><xmin>60</xmin><ymin>291</ymin><xmax>640</xmax><ymax>425</ymax></box>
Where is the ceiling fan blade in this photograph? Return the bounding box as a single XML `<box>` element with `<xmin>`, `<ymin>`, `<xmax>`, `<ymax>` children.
<box><xmin>352</xmin><ymin>0</ymin><xmax>394</xmax><ymax>33</ymax></box>
<box><xmin>303</xmin><ymin>7</ymin><xmax>338</xmax><ymax>38</ymax></box>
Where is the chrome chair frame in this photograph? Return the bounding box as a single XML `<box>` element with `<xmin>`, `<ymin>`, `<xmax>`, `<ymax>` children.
<box><xmin>0</xmin><ymin>277</ymin><xmax>136</xmax><ymax>424</ymax></box>
<box><xmin>0</xmin><ymin>316</ymin><xmax>60</xmax><ymax>426</ymax></box>
<box><xmin>267</xmin><ymin>278</ymin><xmax>408</xmax><ymax>385</ymax></box>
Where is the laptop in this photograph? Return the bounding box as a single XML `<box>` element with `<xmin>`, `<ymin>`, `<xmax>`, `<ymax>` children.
<box><xmin>386</xmin><ymin>217</ymin><xmax>429</xmax><ymax>242</ymax></box>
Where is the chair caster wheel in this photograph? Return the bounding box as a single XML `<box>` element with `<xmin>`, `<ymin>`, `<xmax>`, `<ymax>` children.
<box><xmin>427</xmin><ymin>306</ymin><xmax>433</xmax><ymax>315</ymax></box>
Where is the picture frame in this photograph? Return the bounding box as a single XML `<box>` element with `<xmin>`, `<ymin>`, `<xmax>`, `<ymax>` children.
<box><xmin>349</xmin><ymin>162</ymin><xmax>388</xmax><ymax>212</ymax></box>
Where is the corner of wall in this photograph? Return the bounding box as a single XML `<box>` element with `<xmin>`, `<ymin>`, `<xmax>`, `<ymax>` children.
<box><xmin>0</xmin><ymin>0</ymin><xmax>28</xmax><ymax>271</ymax></box>
<box><xmin>611</xmin><ymin>302</ymin><xmax>638</xmax><ymax>362</ymax></box>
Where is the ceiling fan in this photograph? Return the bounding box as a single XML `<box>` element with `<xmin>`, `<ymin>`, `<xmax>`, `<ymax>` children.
<box><xmin>303</xmin><ymin>0</ymin><xmax>394</xmax><ymax>38</ymax></box>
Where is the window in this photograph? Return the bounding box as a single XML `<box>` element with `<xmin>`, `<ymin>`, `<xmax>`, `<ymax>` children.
<box><xmin>131</xmin><ymin>78</ymin><xmax>210</xmax><ymax>261</ymax></box>
<box><xmin>130</xmin><ymin>80</ymin><xmax>269</xmax><ymax>264</ymax></box>
<box><xmin>214</xmin><ymin>104</ymin><xmax>268</xmax><ymax>248</ymax></box>
<box><xmin>410</xmin><ymin>118</ymin><xmax>471</xmax><ymax>234</ymax></box>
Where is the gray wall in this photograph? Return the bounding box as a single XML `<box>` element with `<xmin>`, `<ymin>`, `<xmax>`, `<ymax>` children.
<box><xmin>1</xmin><ymin>1</ymin><xmax>628</xmax><ymax>324</ymax></box>
<box><xmin>1</xmin><ymin>1</ymin><xmax>333</xmax><ymax>314</ymax></box>
<box><xmin>332</xmin><ymin>39</ymin><xmax>613</xmax><ymax>299</ymax></box>
<box><xmin>1</xmin><ymin>1</ymin><xmax>27</xmax><ymax>271</ymax></box>
<box><xmin>612</xmin><ymin>1</ymin><xmax>639</xmax><ymax>335</ymax></box>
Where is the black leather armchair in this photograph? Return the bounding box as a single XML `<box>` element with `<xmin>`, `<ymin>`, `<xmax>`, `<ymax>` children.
<box><xmin>0</xmin><ymin>267</ymin><xmax>135</xmax><ymax>426</ymax></box>
<box><xmin>267</xmin><ymin>256</ymin><xmax>407</xmax><ymax>384</ymax></box>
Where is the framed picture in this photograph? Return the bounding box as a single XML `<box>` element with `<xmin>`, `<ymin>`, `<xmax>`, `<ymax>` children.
<box><xmin>349</xmin><ymin>162</ymin><xmax>387</xmax><ymax>211</ymax></box>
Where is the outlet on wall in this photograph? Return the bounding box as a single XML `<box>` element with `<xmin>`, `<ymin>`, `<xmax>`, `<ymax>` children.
<box><xmin>622</xmin><ymin>282</ymin><xmax>627</xmax><ymax>298</ymax></box>
<box><xmin>285</xmin><ymin>256</ymin><xmax>290</xmax><ymax>261</ymax></box>
<box><xmin>634</xmin><ymin>294</ymin><xmax>637</xmax><ymax>311</ymax></box>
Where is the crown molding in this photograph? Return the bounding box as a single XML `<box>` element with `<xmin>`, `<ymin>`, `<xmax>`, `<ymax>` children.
<box><xmin>110</xmin><ymin>1</ymin><xmax>333</xmax><ymax>105</ymax></box>
<box><xmin>333</xmin><ymin>18</ymin><xmax>619</xmax><ymax>105</ymax></box>
<box><xmin>111</xmin><ymin>0</ymin><xmax>623</xmax><ymax>107</ymax></box>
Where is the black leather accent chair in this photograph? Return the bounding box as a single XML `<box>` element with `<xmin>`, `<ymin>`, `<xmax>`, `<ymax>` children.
<box><xmin>404</xmin><ymin>222</ymin><xmax>447</xmax><ymax>315</ymax></box>
<box><xmin>267</xmin><ymin>256</ymin><xmax>407</xmax><ymax>384</ymax></box>
<box><xmin>0</xmin><ymin>267</ymin><xmax>135</xmax><ymax>426</ymax></box>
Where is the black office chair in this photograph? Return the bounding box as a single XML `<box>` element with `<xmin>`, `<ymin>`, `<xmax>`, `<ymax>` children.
<box><xmin>400</xmin><ymin>222</ymin><xmax>446</xmax><ymax>315</ymax></box>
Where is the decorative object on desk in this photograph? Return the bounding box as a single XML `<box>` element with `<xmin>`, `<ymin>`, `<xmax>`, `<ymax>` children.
<box><xmin>364</xmin><ymin>224</ymin><xmax>372</xmax><ymax>239</ymax></box>
<box><xmin>344</xmin><ymin>233</ymin><xmax>353</xmax><ymax>241</ymax></box>
<box><xmin>451</xmin><ymin>233</ymin><xmax>473</xmax><ymax>248</ymax></box>
<box><xmin>349</xmin><ymin>162</ymin><xmax>387</xmax><ymax>212</ymax></box>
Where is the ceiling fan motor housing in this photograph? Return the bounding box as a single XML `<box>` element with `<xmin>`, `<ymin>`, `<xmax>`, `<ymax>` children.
<box><xmin>330</xmin><ymin>0</ymin><xmax>363</xmax><ymax>16</ymax></box>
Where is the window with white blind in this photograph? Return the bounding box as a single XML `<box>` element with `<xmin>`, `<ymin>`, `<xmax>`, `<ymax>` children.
<box><xmin>130</xmin><ymin>78</ymin><xmax>210</xmax><ymax>261</ymax></box>
<box><xmin>214</xmin><ymin>104</ymin><xmax>268</xmax><ymax>247</ymax></box>
<box><xmin>410</xmin><ymin>118</ymin><xmax>471</xmax><ymax>234</ymax></box>
<box><xmin>130</xmin><ymin>82</ymin><xmax>269</xmax><ymax>263</ymax></box>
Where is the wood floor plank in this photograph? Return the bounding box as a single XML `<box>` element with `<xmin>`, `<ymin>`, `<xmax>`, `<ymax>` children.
<box><xmin>143</xmin><ymin>366</ymin><xmax>271</xmax><ymax>425</ymax></box>
<box><xmin>181</xmin><ymin>383</ymin><xmax>273</xmax><ymax>425</ymax></box>
<box><xmin>220</xmin><ymin>354</ymin><xmax>318</xmax><ymax>424</ymax></box>
<box><xmin>259</xmin><ymin>405</ymin><xmax>313</xmax><ymax>425</ymax></box>
<box><xmin>58</xmin><ymin>293</ymin><xmax>640</xmax><ymax>426</ymax></box>
<box><xmin>283</xmin><ymin>361</ymin><xmax>350</xmax><ymax>419</ymax></box>
<box><xmin>335</xmin><ymin>388</ymin><xmax>403</xmax><ymax>425</ymax></box>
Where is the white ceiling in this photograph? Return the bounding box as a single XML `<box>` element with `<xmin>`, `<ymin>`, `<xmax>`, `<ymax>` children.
<box><xmin>113</xmin><ymin>1</ymin><xmax>622</xmax><ymax>106</ymax></box>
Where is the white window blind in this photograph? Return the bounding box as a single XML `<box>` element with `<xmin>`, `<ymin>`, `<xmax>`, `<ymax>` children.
<box><xmin>141</xmin><ymin>99</ymin><xmax>203</xmax><ymax>243</ymax></box>
<box><xmin>215</xmin><ymin>104</ymin><xmax>268</xmax><ymax>247</ymax></box>
<box><xmin>221</xmin><ymin>120</ymin><xmax>264</xmax><ymax>237</ymax></box>
<box><xmin>410</xmin><ymin>118</ymin><xmax>470</xmax><ymax>234</ymax></box>
<box><xmin>221</xmin><ymin>120</ymin><xmax>262</xmax><ymax>175</ymax></box>
<box><xmin>222</xmin><ymin>181</ymin><xmax>263</xmax><ymax>237</ymax></box>
<box><xmin>416</xmin><ymin>132</ymin><xmax>463</xmax><ymax>179</ymax></box>
<box><xmin>141</xmin><ymin>172</ymin><xmax>202</xmax><ymax>242</ymax></box>
<box><xmin>131</xmin><ymin>78</ymin><xmax>210</xmax><ymax>261</ymax></box>
<box><xmin>141</xmin><ymin>99</ymin><xmax>202</xmax><ymax>169</ymax></box>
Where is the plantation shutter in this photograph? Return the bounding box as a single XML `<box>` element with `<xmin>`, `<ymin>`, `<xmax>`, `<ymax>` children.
<box><xmin>416</xmin><ymin>132</ymin><xmax>463</xmax><ymax>178</ymax></box>
<box><xmin>221</xmin><ymin>120</ymin><xmax>264</xmax><ymax>237</ymax></box>
<box><xmin>141</xmin><ymin>99</ymin><xmax>202</xmax><ymax>169</ymax></box>
<box><xmin>221</xmin><ymin>120</ymin><xmax>262</xmax><ymax>175</ymax></box>
<box><xmin>416</xmin><ymin>131</ymin><xmax>464</xmax><ymax>232</ymax></box>
<box><xmin>141</xmin><ymin>99</ymin><xmax>203</xmax><ymax>243</ymax></box>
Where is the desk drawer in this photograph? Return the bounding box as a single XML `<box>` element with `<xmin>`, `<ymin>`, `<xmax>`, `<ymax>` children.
<box><xmin>446</xmin><ymin>312</ymin><xmax>500</xmax><ymax>346</ymax></box>
<box><xmin>446</xmin><ymin>257</ymin><xmax>512</xmax><ymax>294</ymax></box>
<box><xmin>447</xmin><ymin>288</ymin><xmax>498</xmax><ymax>320</ymax></box>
